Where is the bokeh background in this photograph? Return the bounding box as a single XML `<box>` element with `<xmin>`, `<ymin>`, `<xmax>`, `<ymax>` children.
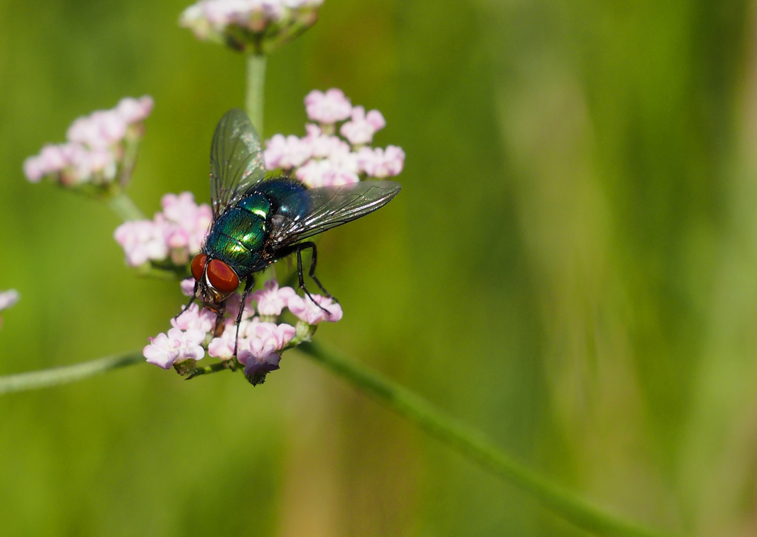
<box><xmin>1</xmin><ymin>0</ymin><xmax>757</xmax><ymax>535</ymax></box>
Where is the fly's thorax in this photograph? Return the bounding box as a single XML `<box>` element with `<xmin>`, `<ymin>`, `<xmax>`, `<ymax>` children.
<box><xmin>255</xmin><ymin>178</ymin><xmax>311</xmax><ymax>220</ymax></box>
<box><xmin>204</xmin><ymin>193</ymin><xmax>271</xmax><ymax>275</ymax></box>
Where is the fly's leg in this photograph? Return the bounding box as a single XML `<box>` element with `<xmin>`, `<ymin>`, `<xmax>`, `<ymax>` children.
<box><xmin>234</xmin><ymin>277</ymin><xmax>255</xmax><ymax>357</ymax></box>
<box><xmin>175</xmin><ymin>281</ymin><xmax>199</xmax><ymax>319</ymax></box>
<box><xmin>298</xmin><ymin>241</ymin><xmax>338</xmax><ymax>302</ymax></box>
<box><xmin>294</xmin><ymin>242</ymin><xmax>335</xmax><ymax>316</ymax></box>
<box><xmin>212</xmin><ymin>310</ymin><xmax>225</xmax><ymax>337</ymax></box>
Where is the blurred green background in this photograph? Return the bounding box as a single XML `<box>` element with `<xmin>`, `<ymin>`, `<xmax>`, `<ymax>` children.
<box><xmin>1</xmin><ymin>0</ymin><xmax>756</xmax><ymax>535</ymax></box>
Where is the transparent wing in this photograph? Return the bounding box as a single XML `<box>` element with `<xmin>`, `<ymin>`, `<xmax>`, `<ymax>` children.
<box><xmin>271</xmin><ymin>181</ymin><xmax>401</xmax><ymax>247</ymax></box>
<box><xmin>210</xmin><ymin>109</ymin><xmax>266</xmax><ymax>219</ymax></box>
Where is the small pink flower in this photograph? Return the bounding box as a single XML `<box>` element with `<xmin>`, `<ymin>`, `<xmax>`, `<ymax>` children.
<box><xmin>86</xmin><ymin>148</ymin><xmax>117</xmax><ymax>178</ymax></box>
<box><xmin>67</xmin><ymin>111</ymin><xmax>127</xmax><ymax>149</ymax></box>
<box><xmin>92</xmin><ymin>111</ymin><xmax>128</xmax><ymax>146</ymax></box>
<box><xmin>295</xmin><ymin>158</ymin><xmax>359</xmax><ymax>188</ymax></box>
<box><xmin>252</xmin><ymin>280</ymin><xmax>297</xmax><ymax>316</ymax></box>
<box><xmin>58</xmin><ymin>143</ymin><xmax>95</xmax><ymax>184</ymax></box>
<box><xmin>287</xmin><ymin>294</ymin><xmax>343</xmax><ymax>325</ymax></box>
<box><xmin>295</xmin><ymin>159</ymin><xmax>331</xmax><ymax>188</ymax></box>
<box><xmin>323</xmin><ymin>167</ymin><xmax>360</xmax><ymax>187</ymax></box>
<box><xmin>116</xmin><ymin>96</ymin><xmax>154</xmax><ymax>124</ymax></box>
<box><xmin>208</xmin><ymin>318</ymin><xmax>251</xmax><ymax>360</ymax></box>
<box><xmin>357</xmin><ymin>145</ymin><xmax>405</xmax><ymax>178</ymax></box>
<box><xmin>23</xmin><ymin>156</ymin><xmax>46</xmax><ymax>183</ymax></box>
<box><xmin>264</xmin><ymin>134</ymin><xmax>312</xmax><ymax>170</ymax></box>
<box><xmin>181</xmin><ymin>278</ymin><xmax>196</xmax><ymax>297</ymax></box>
<box><xmin>39</xmin><ymin>144</ymin><xmax>68</xmax><ymax>170</ymax></box>
<box><xmin>225</xmin><ymin>293</ymin><xmax>256</xmax><ymax>321</ymax></box>
<box><xmin>304</xmin><ymin>89</ymin><xmax>352</xmax><ymax>124</ymax></box>
<box><xmin>144</xmin><ymin>327</ymin><xmax>205</xmax><ymax>369</ymax></box>
<box><xmin>340</xmin><ymin>106</ymin><xmax>386</xmax><ymax>146</ymax></box>
<box><xmin>238</xmin><ymin>321</ymin><xmax>295</xmax><ymax>377</ymax></box>
<box><xmin>160</xmin><ymin>193</ymin><xmax>213</xmax><ymax>255</ymax></box>
<box><xmin>208</xmin><ymin>335</ymin><xmax>239</xmax><ymax>360</ymax></box>
<box><xmin>161</xmin><ymin>192</ymin><xmax>199</xmax><ymax>223</ymax></box>
<box><xmin>171</xmin><ymin>303</ymin><xmax>216</xmax><ymax>334</ymax></box>
<box><xmin>114</xmin><ymin>220</ymin><xmax>169</xmax><ymax>266</ymax></box>
<box><xmin>191</xmin><ymin>206</ymin><xmax>213</xmax><ymax>253</ymax></box>
<box><xmin>165</xmin><ymin>226</ymin><xmax>190</xmax><ymax>250</ymax></box>
<box><xmin>248</xmin><ymin>321</ymin><xmax>296</xmax><ymax>349</ymax></box>
<box><xmin>302</xmin><ymin>124</ymin><xmax>348</xmax><ymax>158</ymax></box>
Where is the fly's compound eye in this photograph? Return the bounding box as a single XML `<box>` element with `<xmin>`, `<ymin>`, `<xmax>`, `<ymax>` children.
<box><xmin>207</xmin><ymin>259</ymin><xmax>239</xmax><ymax>294</ymax></box>
<box><xmin>191</xmin><ymin>254</ymin><xmax>207</xmax><ymax>281</ymax></box>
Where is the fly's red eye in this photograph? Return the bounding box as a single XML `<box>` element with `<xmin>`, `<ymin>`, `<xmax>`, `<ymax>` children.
<box><xmin>191</xmin><ymin>254</ymin><xmax>207</xmax><ymax>281</ymax></box>
<box><xmin>207</xmin><ymin>259</ymin><xmax>239</xmax><ymax>293</ymax></box>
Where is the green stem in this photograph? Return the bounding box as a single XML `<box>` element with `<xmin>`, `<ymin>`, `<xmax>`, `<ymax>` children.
<box><xmin>0</xmin><ymin>351</ymin><xmax>143</xmax><ymax>395</ymax></box>
<box><xmin>106</xmin><ymin>191</ymin><xmax>146</xmax><ymax>222</ymax></box>
<box><xmin>246</xmin><ymin>53</ymin><xmax>267</xmax><ymax>137</ymax></box>
<box><xmin>297</xmin><ymin>343</ymin><xmax>678</xmax><ymax>537</ymax></box>
<box><xmin>0</xmin><ymin>342</ymin><xmax>679</xmax><ymax>537</ymax></box>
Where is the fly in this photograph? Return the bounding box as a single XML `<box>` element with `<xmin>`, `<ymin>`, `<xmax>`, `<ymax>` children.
<box><xmin>186</xmin><ymin>109</ymin><xmax>401</xmax><ymax>354</ymax></box>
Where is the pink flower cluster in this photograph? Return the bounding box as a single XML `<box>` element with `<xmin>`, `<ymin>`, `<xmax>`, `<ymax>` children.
<box><xmin>23</xmin><ymin>96</ymin><xmax>153</xmax><ymax>186</ymax></box>
<box><xmin>180</xmin><ymin>0</ymin><xmax>323</xmax><ymax>53</ymax></box>
<box><xmin>0</xmin><ymin>289</ymin><xmax>19</xmax><ymax>330</ymax></box>
<box><xmin>145</xmin><ymin>279</ymin><xmax>342</xmax><ymax>384</ymax></box>
<box><xmin>264</xmin><ymin>88</ymin><xmax>405</xmax><ymax>188</ymax></box>
<box><xmin>114</xmin><ymin>192</ymin><xmax>212</xmax><ymax>267</ymax></box>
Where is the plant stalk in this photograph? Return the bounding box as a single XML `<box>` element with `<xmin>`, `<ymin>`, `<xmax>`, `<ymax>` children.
<box><xmin>107</xmin><ymin>191</ymin><xmax>146</xmax><ymax>221</ymax></box>
<box><xmin>296</xmin><ymin>342</ymin><xmax>678</xmax><ymax>537</ymax></box>
<box><xmin>246</xmin><ymin>53</ymin><xmax>267</xmax><ymax>137</ymax></box>
<box><xmin>0</xmin><ymin>341</ymin><xmax>680</xmax><ymax>537</ymax></box>
<box><xmin>0</xmin><ymin>351</ymin><xmax>144</xmax><ymax>395</ymax></box>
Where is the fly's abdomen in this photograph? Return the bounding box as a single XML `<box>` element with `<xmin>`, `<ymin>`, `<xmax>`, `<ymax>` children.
<box><xmin>205</xmin><ymin>194</ymin><xmax>271</xmax><ymax>274</ymax></box>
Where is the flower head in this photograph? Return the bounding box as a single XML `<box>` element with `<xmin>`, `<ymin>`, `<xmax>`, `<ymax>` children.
<box><xmin>23</xmin><ymin>96</ymin><xmax>153</xmax><ymax>190</ymax></box>
<box><xmin>264</xmin><ymin>89</ymin><xmax>405</xmax><ymax>183</ymax></box>
<box><xmin>114</xmin><ymin>192</ymin><xmax>212</xmax><ymax>268</ymax></box>
<box><xmin>147</xmin><ymin>273</ymin><xmax>344</xmax><ymax>385</ymax></box>
<box><xmin>180</xmin><ymin>0</ymin><xmax>323</xmax><ymax>54</ymax></box>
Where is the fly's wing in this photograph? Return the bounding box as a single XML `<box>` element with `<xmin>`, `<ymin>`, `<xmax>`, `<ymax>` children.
<box><xmin>209</xmin><ymin>109</ymin><xmax>266</xmax><ymax>220</ymax></box>
<box><xmin>270</xmin><ymin>181</ymin><xmax>401</xmax><ymax>248</ymax></box>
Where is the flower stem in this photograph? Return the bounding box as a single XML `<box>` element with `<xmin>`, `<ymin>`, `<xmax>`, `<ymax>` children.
<box><xmin>106</xmin><ymin>191</ymin><xmax>146</xmax><ymax>222</ymax></box>
<box><xmin>296</xmin><ymin>342</ymin><xmax>677</xmax><ymax>537</ymax></box>
<box><xmin>0</xmin><ymin>351</ymin><xmax>143</xmax><ymax>395</ymax></box>
<box><xmin>246</xmin><ymin>53</ymin><xmax>266</xmax><ymax>137</ymax></box>
<box><xmin>0</xmin><ymin>342</ymin><xmax>678</xmax><ymax>537</ymax></box>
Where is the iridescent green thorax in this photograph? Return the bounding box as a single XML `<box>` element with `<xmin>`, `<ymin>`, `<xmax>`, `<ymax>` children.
<box><xmin>204</xmin><ymin>193</ymin><xmax>270</xmax><ymax>274</ymax></box>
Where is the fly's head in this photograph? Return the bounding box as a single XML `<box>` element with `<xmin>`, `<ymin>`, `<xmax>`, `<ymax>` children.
<box><xmin>190</xmin><ymin>253</ymin><xmax>240</xmax><ymax>312</ymax></box>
